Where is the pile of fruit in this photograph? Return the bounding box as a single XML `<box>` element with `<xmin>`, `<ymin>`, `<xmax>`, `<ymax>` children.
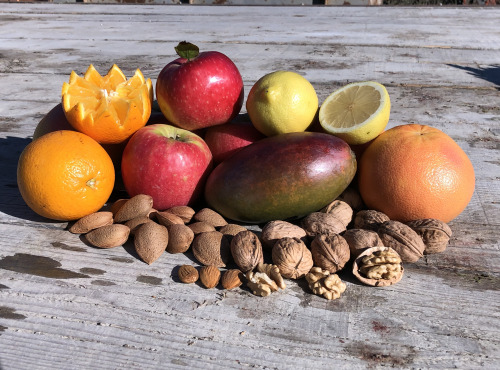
<box><xmin>17</xmin><ymin>42</ymin><xmax>475</xmax><ymax>299</ymax></box>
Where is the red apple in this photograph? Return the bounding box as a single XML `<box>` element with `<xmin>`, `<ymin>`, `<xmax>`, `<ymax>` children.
<box><xmin>121</xmin><ymin>124</ymin><xmax>213</xmax><ymax>210</ymax></box>
<box><xmin>156</xmin><ymin>42</ymin><xmax>244</xmax><ymax>131</ymax></box>
<box><xmin>204</xmin><ymin>114</ymin><xmax>265</xmax><ymax>164</ymax></box>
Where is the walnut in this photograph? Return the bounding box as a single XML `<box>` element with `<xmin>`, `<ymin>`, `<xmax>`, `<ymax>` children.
<box><xmin>245</xmin><ymin>263</ymin><xmax>285</xmax><ymax>297</ymax></box>
<box><xmin>272</xmin><ymin>237</ymin><xmax>313</xmax><ymax>279</ymax></box>
<box><xmin>406</xmin><ymin>218</ymin><xmax>452</xmax><ymax>254</ymax></box>
<box><xmin>311</xmin><ymin>233</ymin><xmax>350</xmax><ymax>273</ymax></box>
<box><xmin>301</xmin><ymin>212</ymin><xmax>346</xmax><ymax>238</ymax></box>
<box><xmin>305</xmin><ymin>267</ymin><xmax>346</xmax><ymax>300</ymax></box>
<box><xmin>192</xmin><ymin>231</ymin><xmax>231</xmax><ymax>267</ymax></box>
<box><xmin>342</xmin><ymin>229</ymin><xmax>384</xmax><ymax>259</ymax></box>
<box><xmin>336</xmin><ymin>186</ymin><xmax>364</xmax><ymax>212</ymax></box>
<box><xmin>353</xmin><ymin>210</ymin><xmax>390</xmax><ymax>231</ymax></box>
<box><xmin>261</xmin><ymin>220</ymin><xmax>307</xmax><ymax>249</ymax></box>
<box><xmin>377</xmin><ymin>221</ymin><xmax>425</xmax><ymax>263</ymax></box>
<box><xmin>321</xmin><ymin>200</ymin><xmax>353</xmax><ymax>228</ymax></box>
<box><xmin>230</xmin><ymin>230</ymin><xmax>264</xmax><ymax>272</ymax></box>
<box><xmin>352</xmin><ymin>246</ymin><xmax>404</xmax><ymax>287</ymax></box>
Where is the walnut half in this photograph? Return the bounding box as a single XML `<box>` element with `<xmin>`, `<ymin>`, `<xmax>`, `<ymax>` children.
<box><xmin>246</xmin><ymin>263</ymin><xmax>285</xmax><ymax>297</ymax></box>
<box><xmin>305</xmin><ymin>267</ymin><xmax>346</xmax><ymax>300</ymax></box>
<box><xmin>352</xmin><ymin>246</ymin><xmax>404</xmax><ymax>287</ymax></box>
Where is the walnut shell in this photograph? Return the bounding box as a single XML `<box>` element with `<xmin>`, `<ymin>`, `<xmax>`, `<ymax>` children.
<box><xmin>321</xmin><ymin>200</ymin><xmax>353</xmax><ymax>228</ymax></box>
<box><xmin>272</xmin><ymin>237</ymin><xmax>313</xmax><ymax>279</ymax></box>
<box><xmin>354</xmin><ymin>210</ymin><xmax>390</xmax><ymax>231</ymax></box>
<box><xmin>230</xmin><ymin>230</ymin><xmax>264</xmax><ymax>272</ymax></box>
<box><xmin>311</xmin><ymin>233</ymin><xmax>350</xmax><ymax>273</ymax></box>
<box><xmin>352</xmin><ymin>246</ymin><xmax>404</xmax><ymax>287</ymax></box>
<box><xmin>301</xmin><ymin>212</ymin><xmax>347</xmax><ymax>238</ymax></box>
<box><xmin>377</xmin><ymin>221</ymin><xmax>425</xmax><ymax>263</ymax></box>
<box><xmin>192</xmin><ymin>231</ymin><xmax>231</xmax><ymax>267</ymax></box>
<box><xmin>261</xmin><ymin>220</ymin><xmax>307</xmax><ymax>249</ymax></box>
<box><xmin>406</xmin><ymin>218</ymin><xmax>452</xmax><ymax>254</ymax></box>
<box><xmin>336</xmin><ymin>187</ymin><xmax>364</xmax><ymax>212</ymax></box>
<box><xmin>342</xmin><ymin>228</ymin><xmax>384</xmax><ymax>259</ymax></box>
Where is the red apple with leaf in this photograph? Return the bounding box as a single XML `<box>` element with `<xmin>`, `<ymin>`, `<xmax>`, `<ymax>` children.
<box><xmin>121</xmin><ymin>124</ymin><xmax>213</xmax><ymax>210</ymax></box>
<box><xmin>156</xmin><ymin>42</ymin><xmax>244</xmax><ymax>131</ymax></box>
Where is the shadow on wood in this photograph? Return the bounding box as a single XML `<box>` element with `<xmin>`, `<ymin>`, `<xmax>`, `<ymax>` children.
<box><xmin>448</xmin><ymin>64</ymin><xmax>500</xmax><ymax>90</ymax></box>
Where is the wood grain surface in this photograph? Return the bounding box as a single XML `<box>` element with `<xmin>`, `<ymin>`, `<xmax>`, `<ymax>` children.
<box><xmin>0</xmin><ymin>4</ymin><xmax>499</xmax><ymax>369</ymax></box>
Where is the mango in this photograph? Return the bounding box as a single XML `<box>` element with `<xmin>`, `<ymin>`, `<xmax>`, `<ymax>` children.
<box><xmin>204</xmin><ymin>132</ymin><xmax>356</xmax><ymax>223</ymax></box>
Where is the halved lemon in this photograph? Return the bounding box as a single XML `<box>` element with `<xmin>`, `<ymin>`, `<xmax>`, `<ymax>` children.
<box><xmin>62</xmin><ymin>64</ymin><xmax>153</xmax><ymax>144</ymax></box>
<box><xmin>319</xmin><ymin>81</ymin><xmax>390</xmax><ymax>145</ymax></box>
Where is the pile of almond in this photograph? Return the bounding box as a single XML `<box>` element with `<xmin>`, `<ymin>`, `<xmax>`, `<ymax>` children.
<box><xmin>68</xmin><ymin>186</ymin><xmax>452</xmax><ymax>300</ymax></box>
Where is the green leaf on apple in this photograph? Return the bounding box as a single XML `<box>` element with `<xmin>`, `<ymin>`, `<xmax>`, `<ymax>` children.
<box><xmin>175</xmin><ymin>41</ymin><xmax>200</xmax><ymax>61</ymax></box>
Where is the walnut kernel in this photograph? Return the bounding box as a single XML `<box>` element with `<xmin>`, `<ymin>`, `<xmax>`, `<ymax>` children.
<box><xmin>352</xmin><ymin>246</ymin><xmax>404</xmax><ymax>287</ymax></box>
<box><xmin>305</xmin><ymin>267</ymin><xmax>346</xmax><ymax>300</ymax></box>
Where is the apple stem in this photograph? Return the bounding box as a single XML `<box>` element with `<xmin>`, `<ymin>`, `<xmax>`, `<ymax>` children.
<box><xmin>175</xmin><ymin>41</ymin><xmax>200</xmax><ymax>61</ymax></box>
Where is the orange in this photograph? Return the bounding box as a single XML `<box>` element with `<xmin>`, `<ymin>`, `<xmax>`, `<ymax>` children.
<box><xmin>358</xmin><ymin>124</ymin><xmax>475</xmax><ymax>223</ymax></box>
<box><xmin>17</xmin><ymin>130</ymin><xmax>115</xmax><ymax>221</ymax></box>
<box><xmin>62</xmin><ymin>64</ymin><xmax>153</xmax><ymax>144</ymax></box>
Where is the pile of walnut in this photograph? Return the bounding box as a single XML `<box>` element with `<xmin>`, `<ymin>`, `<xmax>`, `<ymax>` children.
<box><xmin>68</xmin><ymin>187</ymin><xmax>452</xmax><ymax>300</ymax></box>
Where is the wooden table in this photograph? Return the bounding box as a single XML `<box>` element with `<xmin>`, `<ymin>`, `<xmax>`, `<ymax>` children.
<box><xmin>1</xmin><ymin>4</ymin><xmax>499</xmax><ymax>369</ymax></box>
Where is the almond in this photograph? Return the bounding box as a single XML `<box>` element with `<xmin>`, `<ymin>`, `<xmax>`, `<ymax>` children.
<box><xmin>155</xmin><ymin>211</ymin><xmax>185</xmax><ymax>227</ymax></box>
<box><xmin>114</xmin><ymin>194</ymin><xmax>153</xmax><ymax>223</ymax></box>
<box><xmin>192</xmin><ymin>231</ymin><xmax>231</xmax><ymax>267</ymax></box>
<box><xmin>219</xmin><ymin>224</ymin><xmax>247</xmax><ymax>237</ymax></box>
<box><xmin>125</xmin><ymin>216</ymin><xmax>154</xmax><ymax>235</ymax></box>
<box><xmin>69</xmin><ymin>211</ymin><xmax>113</xmax><ymax>234</ymax></box>
<box><xmin>85</xmin><ymin>224</ymin><xmax>130</xmax><ymax>248</ymax></box>
<box><xmin>166</xmin><ymin>206</ymin><xmax>195</xmax><ymax>223</ymax></box>
<box><xmin>166</xmin><ymin>224</ymin><xmax>194</xmax><ymax>254</ymax></box>
<box><xmin>221</xmin><ymin>269</ymin><xmax>244</xmax><ymax>290</ymax></box>
<box><xmin>187</xmin><ymin>221</ymin><xmax>216</xmax><ymax>235</ymax></box>
<box><xmin>177</xmin><ymin>265</ymin><xmax>199</xmax><ymax>284</ymax></box>
<box><xmin>134</xmin><ymin>222</ymin><xmax>168</xmax><ymax>265</ymax></box>
<box><xmin>199</xmin><ymin>265</ymin><xmax>220</xmax><ymax>289</ymax></box>
<box><xmin>193</xmin><ymin>208</ymin><xmax>228</xmax><ymax>228</ymax></box>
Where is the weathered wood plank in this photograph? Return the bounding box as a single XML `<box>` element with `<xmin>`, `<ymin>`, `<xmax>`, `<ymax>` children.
<box><xmin>0</xmin><ymin>4</ymin><xmax>499</xmax><ymax>370</ymax></box>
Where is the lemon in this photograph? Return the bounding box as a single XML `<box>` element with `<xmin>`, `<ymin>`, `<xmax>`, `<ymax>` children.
<box><xmin>246</xmin><ymin>71</ymin><xmax>318</xmax><ymax>136</ymax></box>
<box><xmin>319</xmin><ymin>81</ymin><xmax>390</xmax><ymax>145</ymax></box>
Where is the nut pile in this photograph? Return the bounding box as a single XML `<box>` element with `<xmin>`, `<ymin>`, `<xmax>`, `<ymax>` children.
<box><xmin>68</xmin><ymin>186</ymin><xmax>453</xmax><ymax>301</ymax></box>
